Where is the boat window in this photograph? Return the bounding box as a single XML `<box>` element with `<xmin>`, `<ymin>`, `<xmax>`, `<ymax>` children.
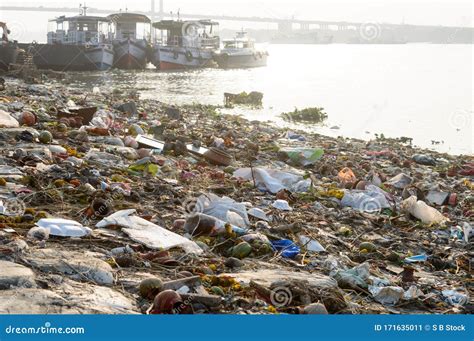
<box><xmin>136</xmin><ymin>22</ymin><xmax>151</xmax><ymax>41</ymax></box>
<box><xmin>115</xmin><ymin>21</ymin><xmax>150</xmax><ymax>41</ymax></box>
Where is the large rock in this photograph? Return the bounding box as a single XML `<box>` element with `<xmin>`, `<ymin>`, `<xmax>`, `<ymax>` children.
<box><xmin>0</xmin><ymin>260</ymin><xmax>36</xmax><ymax>289</ymax></box>
<box><xmin>0</xmin><ymin>110</ymin><xmax>20</xmax><ymax>128</ymax></box>
<box><xmin>63</xmin><ymin>281</ymin><xmax>138</xmax><ymax>314</ymax></box>
<box><xmin>0</xmin><ymin>284</ymin><xmax>137</xmax><ymax>314</ymax></box>
<box><xmin>25</xmin><ymin>249</ymin><xmax>114</xmax><ymax>285</ymax></box>
<box><xmin>0</xmin><ymin>289</ymin><xmax>73</xmax><ymax>314</ymax></box>
<box><xmin>224</xmin><ymin>268</ymin><xmax>337</xmax><ymax>289</ymax></box>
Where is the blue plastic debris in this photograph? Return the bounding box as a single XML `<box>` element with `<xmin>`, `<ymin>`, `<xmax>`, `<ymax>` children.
<box><xmin>404</xmin><ymin>254</ymin><xmax>428</xmax><ymax>263</ymax></box>
<box><xmin>271</xmin><ymin>239</ymin><xmax>300</xmax><ymax>258</ymax></box>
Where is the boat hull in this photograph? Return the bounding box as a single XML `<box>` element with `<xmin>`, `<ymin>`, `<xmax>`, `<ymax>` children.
<box><xmin>29</xmin><ymin>44</ymin><xmax>114</xmax><ymax>71</ymax></box>
<box><xmin>0</xmin><ymin>43</ymin><xmax>19</xmax><ymax>71</ymax></box>
<box><xmin>214</xmin><ymin>52</ymin><xmax>267</xmax><ymax>69</ymax></box>
<box><xmin>153</xmin><ymin>47</ymin><xmax>213</xmax><ymax>70</ymax></box>
<box><xmin>85</xmin><ymin>46</ymin><xmax>115</xmax><ymax>71</ymax></box>
<box><xmin>113</xmin><ymin>40</ymin><xmax>148</xmax><ymax>69</ymax></box>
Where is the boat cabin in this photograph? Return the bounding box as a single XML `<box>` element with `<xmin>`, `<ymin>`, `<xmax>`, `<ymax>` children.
<box><xmin>107</xmin><ymin>13</ymin><xmax>151</xmax><ymax>42</ymax></box>
<box><xmin>47</xmin><ymin>15</ymin><xmax>111</xmax><ymax>45</ymax></box>
<box><xmin>223</xmin><ymin>31</ymin><xmax>255</xmax><ymax>49</ymax></box>
<box><xmin>153</xmin><ymin>20</ymin><xmax>219</xmax><ymax>49</ymax></box>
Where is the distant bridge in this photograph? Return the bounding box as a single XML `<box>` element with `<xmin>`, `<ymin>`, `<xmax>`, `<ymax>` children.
<box><xmin>0</xmin><ymin>1</ymin><xmax>471</xmax><ymax>32</ymax></box>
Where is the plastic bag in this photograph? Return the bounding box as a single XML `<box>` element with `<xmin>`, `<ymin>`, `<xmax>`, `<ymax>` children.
<box><xmin>280</xmin><ymin>147</ymin><xmax>324</xmax><ymax>166</ymax></box>
<box><xmin>233</xmin><ymin>168</ymin><xmax>310</xmax><ymax>194</ymax></box>
<box><xmin>338</xmin><ymin>167</ymin><xmax>356</xmax><ymax>184</ymax></box>
<box><xmin>271</xmin><ymin>239</ymin><xmax>300</xmax><ymax>258</ymax></box>
<box><xmin>401</xmin><ymin>196</ymin><xmax>448</xmax><ymax>224</ymax></box>
<box><xmin>341</xmin><ymin>185</ymin><xmax>391</xmax><ymax>213</ymax></box>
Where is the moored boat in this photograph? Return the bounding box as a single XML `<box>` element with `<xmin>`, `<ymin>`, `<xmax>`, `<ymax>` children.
<box><xmin>30</xmin><ymin>8</ymin><xmax>114</xmax><ymax>71</ymax></box>
<box><xmin>213</xmin><ymin>30</ymin><xmax>268</xmax><ymax>69</ymax></box>
<box><xmin>151</xmin><ymin>20</ymin><xmax>219</xmax><ymax>70</ymax></box>
<box><xmin>0</xmin><ymin>22</ymin><xmax>19</xmax><ymax>71</ymax></box>
<box><xmin>107</xmin><ymin>13</ymin><xmax>151</xmax><ymax>69</ymax></box>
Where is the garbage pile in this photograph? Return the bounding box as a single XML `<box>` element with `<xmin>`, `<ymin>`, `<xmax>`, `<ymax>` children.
<box><xmin>0</xmin><ymin>77</ymin><xmax>472</xmax><ymax>315</ymax></box>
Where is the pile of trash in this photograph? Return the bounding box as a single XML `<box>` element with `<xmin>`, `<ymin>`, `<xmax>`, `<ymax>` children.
<box><xmin>0</xmin><ymin>76</ymin><xmax>472</xmax><ymax>315</ymax></box>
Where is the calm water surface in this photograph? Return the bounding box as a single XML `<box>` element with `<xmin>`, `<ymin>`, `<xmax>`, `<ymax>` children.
<box><xmin>67</xmin><ymin>44</ymin><xmax>473</xmax><ymax>155</ymax></box>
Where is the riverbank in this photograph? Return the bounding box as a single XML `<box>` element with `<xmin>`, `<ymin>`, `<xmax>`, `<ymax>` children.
<box><xmin>57</xmin><ymin>44</ymin><xmax>474</xmax><ymax>155</ymax></box>
<box><xmin>0</xmin><ymin>76</ymin><xmax>472</xmax><ymax>314</ymax></box>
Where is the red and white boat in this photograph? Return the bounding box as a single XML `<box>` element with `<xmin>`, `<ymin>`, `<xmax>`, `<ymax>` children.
<box><xmin>151</xmin><ymin>20</ymin><xmax>219</xmax><ymax>70</ymax></box>
<box><xmin>107</xmin><ymin>13</ymin><xmax>151</xmax><ymax>69</ymax></box>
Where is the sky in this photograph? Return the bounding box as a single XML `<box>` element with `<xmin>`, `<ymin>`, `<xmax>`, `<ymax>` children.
<box><xmin>0</xmin><ymin>0</ymin><xmax>472</xmax><ymax>42</ymax></box>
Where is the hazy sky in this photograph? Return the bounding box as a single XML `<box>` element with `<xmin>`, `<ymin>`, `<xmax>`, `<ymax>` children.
<box><xmin>0</xmin><ymin>0</ymin><xmax>472</xmax><ymax>41</ymax></box>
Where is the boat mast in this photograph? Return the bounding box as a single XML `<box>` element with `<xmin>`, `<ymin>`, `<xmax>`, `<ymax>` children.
<box><xmin>80</xmin><ymin>3</ymin><xmax>88</xmax><ymax>16</ymax></box>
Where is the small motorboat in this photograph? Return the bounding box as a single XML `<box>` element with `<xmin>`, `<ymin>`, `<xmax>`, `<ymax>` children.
<box><xmin>30</xmin><ymin>7</ymin><xmax>114</xmax><ymax>71</ymax></box>
<box><xmin>151</xmin><ymin>19</ymin><xmax>220</xmax><ymax>70</ymax></box>
<box><xmin>0</xmin><ymin>22</ymin><xmax>20</xmax><ymax>71</ymax></box>
<box><xmin>213</xmin><ymin>31</ymin><xmax>268</xmax><ymax>69</ymax></box>
<box><xmin>107</xmin><ymin>12</ymin><xmax>151</xmax><ymax>69</ymax></box>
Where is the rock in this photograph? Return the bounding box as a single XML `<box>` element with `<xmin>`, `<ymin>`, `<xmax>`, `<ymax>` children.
<box><xmin>118</xmin><ymin>101</ymin><xmax>137</xmax><ymax>116</ymax></box>
<box><xmin>0</xmin><ymin>284</ymin><xmax>138</xmax><ymax>314</ymax></box>
<box><xmin>412</xmin><ymin>154</ymin><xmax>436</xmax><ymax>166</ymax></box>
<box><xmin>385</xmin><ymin>173</ymin><xmax>413</xmax><ymax>189</ymax></box>
<box><xmin>0</xmin><ymin>260</ymin><xmax>36</xmax><ymax>289</ymax></box>
<box><xmin>0</xmin><ymin>110</ymin><xmax>20</xmax><ymax>128</ymax></box>
<box><xmin>165</xmin><ymin>106</ymin><xmax>181</xmax><ymax>120</ymax></box>
<box><xmin>128</xmin><ymin>124</ymin><xmax>144</xmax><ymax>137</ymax></box>
<box><xmin>66</xmin><ymin>283</ymin><xmax>138</xmax><ymax>314</ymax></box>
<box><xmin>225</xmin><ymin>268</ymin><xmax>337</xmax><ymax>290</ymax></box>
<box><xmin>304</xmin><ymin>302</ymin><xmax>329</xmax><ymax>314</ymax></box>
<box><xmin>9</xmin><ymin>101</ymin><xmax>25</xmax><ymax>111</ymax></box>
<box><xmin>0</xmin><ymin>289</ymin><xmax>73</xmax><ymax>314</ymax></box>
<box><xmin>25</xmin><ymin>249</ymin><xmax>114</xmax><ymax>285</ymax></box>
<box><xmin>225</xmin><ymin>257</ymin><xmax>244</xmax><ymax>268</ymax></box>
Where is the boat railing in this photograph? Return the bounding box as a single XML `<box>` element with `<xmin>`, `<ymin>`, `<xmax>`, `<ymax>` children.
<box><xmin>47</xmin><ymin>29</ymin><xmax>108</xmax><ymax>46</ymax></box>
<box><xmin>200</xmin><ymin>36</ymin><xmax>219</xmax><ymax>48</ymax></box>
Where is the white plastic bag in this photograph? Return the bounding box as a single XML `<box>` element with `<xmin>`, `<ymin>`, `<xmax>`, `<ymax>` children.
<box><xmin>401</xmin><ymin>196</ymin><xmax>448</xmax><ymax>224</ymax></box>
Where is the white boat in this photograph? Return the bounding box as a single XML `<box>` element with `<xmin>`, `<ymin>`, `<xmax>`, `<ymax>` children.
<box><xmin>213</xmin><ymin>31</ymin><xmax>268</xmax><ymax>69</ymax></box>
<box><xmin>32</xmin><ymin>7</ymin><xmax>114</xmax><ymax>71</ymax></box>
<box><xmin>151</xmin><ymin>20</ymin><xmax>219</xmax><ymax>70</ymax></box>
<box><xmin>107</xmin><ymin>13</ymin><xmax>151</xmax><ymax>69</ymax></box>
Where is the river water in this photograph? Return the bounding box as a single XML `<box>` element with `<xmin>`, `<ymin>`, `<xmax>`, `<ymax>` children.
<box><xmin>67</xmin><ymin>44</ymin><xmax>473</xmax><ymax>155</ymax></box>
